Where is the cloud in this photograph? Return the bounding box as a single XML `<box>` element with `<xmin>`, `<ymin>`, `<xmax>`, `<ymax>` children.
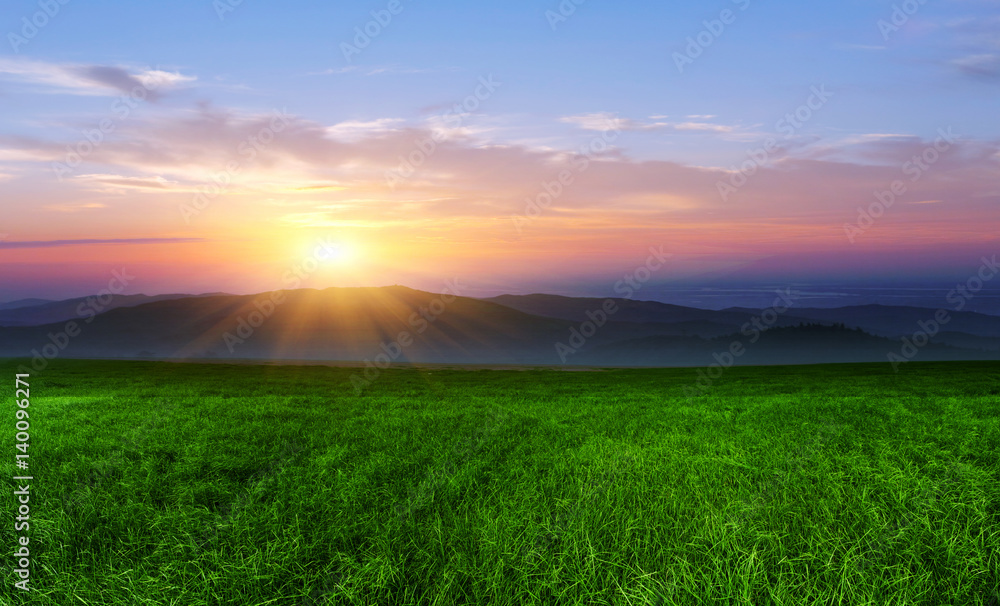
<box><xmin>42</xmin><ymin>202</ymin><xmax>108</xmax><ymax>212</ymax></box>
<box><xmin>834</xmin><ymin>43</ymin><xmax>887</xmax><ymax>51</ymax></box>
<box><xmin>303</xmin><ymin>65</ymin><xmax>459</xmax><ymax>77</ymax></box>
<box><xmin>0</xmin><ymin>238</ymin><xmax>207</xmax><ymax>249</ymax></box>
<box><xmin>559</xmin><ymin>112</ymin><xmax>736</xmax><ymax>134</ymax></box>
<box><xmin>0</xmin><ymin>58</ymin><xmax>195</xmax><ymax>98</ymax></box>
<box><xmin>74</xmin><ymin>174</ymin><xmax>182</xmax><ymax>192</ymax></box>
<box><xmin>857</xmin><ymin>133</ymin><xmax>913</xmax><ymax>139</ymax></box>
<box><xmin>304</xmin><ymin>66</ymin><xmax>361</xmax><ymax>76</ymax></box>
<box><xmin>287</xmin><ymin>184</ymin><xmax>347</xmax><ymax>192</ymax></box>
<box><xmin>798</xmin><ymin>132</ymin><xmax>978</xmax><ymax>167</ymax></box>
<box><xmin>3</xmin><ymin>101</ymin><xmax>998</xmax><ymax>249</ymax></box>
<box><xmin>560</xmin><ymin>112</ymin><xmax>644</xmax><ymax>131</ymax></box>
<box><xmin>939</xmin><ymin>15</ymin><xmax>1000</xmax><ymax>80</ymax></box>
<box><xmin>671</xmin><ymin>122</ymin><xmax>735</xmax><ymax>133</ymax></box>
<box><xmin>324</xmin><ymin>118</ymin><xmax>405</xmax><ymax>141</ymax></box>
<box><xmin>0</xmin><ymin>138</ymin><xmax>64</xmax><ymax>162</ymax></box>
<box><xmin>951</xmin><ymin>53</ymin><xmax>1000</xmax><ymax>78</ymax></box>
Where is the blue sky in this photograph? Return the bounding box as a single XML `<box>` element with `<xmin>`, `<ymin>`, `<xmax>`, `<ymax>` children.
<box><xmin>6</xmin><ymin>0</ymin><xmax>998</xmax><ymax>161</ymax></box>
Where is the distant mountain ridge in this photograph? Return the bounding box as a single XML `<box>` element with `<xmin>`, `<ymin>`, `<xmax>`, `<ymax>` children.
<box><xmin>486</xmin><ymin>294</ymin><xmax>1000</xmax><ymax>340</ymax></box>
<box><xmin>0</xmin><ymin>298</ymin><xmax>54</xmax><ymax>311</ymax></box>
<box><xmin>0</xmin><ymin>292</ymin><xmax>231</xmax><ymax>327</ymax></box>
<box><xmin>722</xmin><ymin>304</ymin><xmax>1000</xmax><ymax>339</ymax></box>
<box><xmin>0</xmin><ymin>286</ymin><xmax>996</xmax><ymax>368</ymax></box>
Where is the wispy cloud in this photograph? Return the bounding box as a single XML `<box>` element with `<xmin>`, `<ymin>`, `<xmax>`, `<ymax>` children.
<box><xmin>304</xmin><ymin>66</ymin><xmax>362</xmax><ymax>76</ymax></box>
<box><xmin>2</xmin><ymin>98</ymin><xmax>997</xmax><ymax>246</ymax></box>
<box><xmin>324</xmin><ymin>118</ymin><xmax>405</xmax><ymax>140</ymax></box>
<box><xmin>672</xmin><ymin>122</ymin><xmax>736</xmax><ymax>133</ymax></box>
<box><xmin>42</xmin><ymin>202</ymin><xmax>108</xmax><ymax>212</ymax></box>
<box><xmin>0</xmin><ymin>58</ymin><xmax>195</xmax><ymax>99</ymax></box>
<box><xmin>0</xmin><ymin>238</ymin><xmax>207</xmax><ymax>249</ymax></box>
<box><xmin>951</xmin><ymin>53</ymin><xmax>1000</xmax><ymax>79</ymax></box>
<box><xmin>834</xmin><ymin>43</ymin><xmax>887</xmax><ymax>51</ymax></box>
<box><xmin>560</xmin><ymin>112</ymin><xmax>736</xmax><ymax>134</ymax></box>
<box><xmin>938</xmin><ymin>15</ymin><xmax>1000</xmax><ymax>80</ymax></box>
<box><xmin>74</xmin><ymin>174</ymin><xmax>182</xmax><ymax>192</ymax></box>
<box><xmin>303</xmin><ymin>64</ymin><xmax>460</xmax><ymax>77</ymax></box>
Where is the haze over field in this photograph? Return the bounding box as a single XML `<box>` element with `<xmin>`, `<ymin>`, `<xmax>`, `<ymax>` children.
<box><xmin>2</xmin><ymin>287</ymin><xmax>999</xmax><ymax>371</ymax></box>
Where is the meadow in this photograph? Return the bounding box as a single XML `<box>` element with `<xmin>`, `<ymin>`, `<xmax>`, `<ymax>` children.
<box><xmin>1</xmin><ymin>358</ymin><xmax>998</xmax><ymax>605</ymax></box>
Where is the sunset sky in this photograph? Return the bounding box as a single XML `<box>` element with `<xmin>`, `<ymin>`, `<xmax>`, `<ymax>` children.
<box><xmin>1</xmin><ymin>0</ymin><xmax>998</xmax><ymax>302</ymax></box>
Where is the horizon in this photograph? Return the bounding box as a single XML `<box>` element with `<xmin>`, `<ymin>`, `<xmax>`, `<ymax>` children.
<box><xmin>5</xmin><ymin>281</ymin><xmax>1000</xmax><ymax>317</ymax></box>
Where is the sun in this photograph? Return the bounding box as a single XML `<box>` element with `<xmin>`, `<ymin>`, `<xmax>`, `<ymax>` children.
<box><xmin>285</xmin><ymin>235</ymin><xmax>361</xmax><ymax>269</ymax></box>
<box><xmin>320</xmin><ymin>240</ymin><xmax>365</xmax><ymax>268</ymax></box>
<box><xmin>321</xmin><ymin>240</ymin><xmax>355</xmax><ymax>264</ymax></box>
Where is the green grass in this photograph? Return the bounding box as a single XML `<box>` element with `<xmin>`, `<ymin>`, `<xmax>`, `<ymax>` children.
<box><xmin>1</xmin><ymin>358</ymin><xmax>998</xmax><ymax>605</ymax></box>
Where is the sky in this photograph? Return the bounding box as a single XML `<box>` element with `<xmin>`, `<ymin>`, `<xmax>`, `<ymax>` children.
<box><xmin>0</xmin><ymin>0</ymin><xmax>998</xmax><ymax>303</ymax></box>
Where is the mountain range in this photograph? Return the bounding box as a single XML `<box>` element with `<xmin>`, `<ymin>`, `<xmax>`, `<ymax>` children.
<box><xmin>0</xmin><ymin>286</ymin><xmax>997</xmax><ymax>368</ymax></box>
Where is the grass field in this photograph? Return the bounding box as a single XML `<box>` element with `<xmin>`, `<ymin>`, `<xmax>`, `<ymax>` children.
<box><xmin>1</xmin><ymin>358</ymin><xmax>998</xmax><ymax>605</ymax></box>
